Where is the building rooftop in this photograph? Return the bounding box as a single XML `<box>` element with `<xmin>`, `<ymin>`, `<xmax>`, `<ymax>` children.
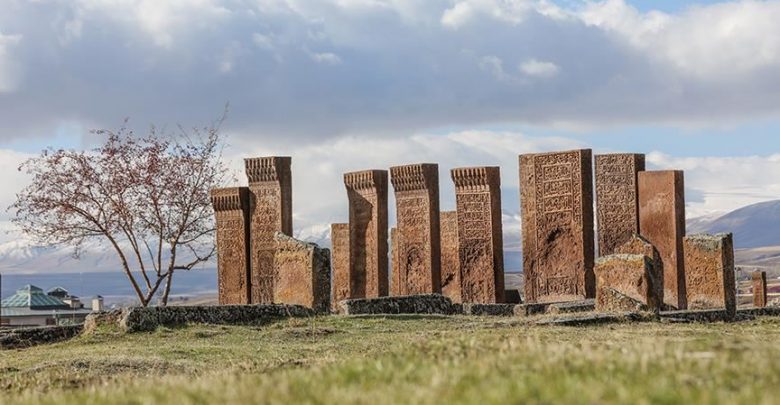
<box><xmin>1</xmin><ymin>284</ymin><xmax>71</xmax><ymax>310</ymax></box>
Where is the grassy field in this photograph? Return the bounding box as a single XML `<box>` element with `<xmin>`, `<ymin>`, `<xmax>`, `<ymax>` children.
<box><xmin>2</xmin><ymin>315</ymin><xmax>780</xmax><ymax>404</ymax></box>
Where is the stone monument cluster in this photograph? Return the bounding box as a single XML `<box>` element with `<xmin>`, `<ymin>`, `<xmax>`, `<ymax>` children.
<box><xmin>211</xmin><ymin>149</ymin><xmax>768</xmax><ymax>316</ymax></box>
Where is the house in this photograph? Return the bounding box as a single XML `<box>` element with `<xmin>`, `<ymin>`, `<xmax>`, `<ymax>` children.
<box><xmin>0</xmin><ymin>285</ymin><xmax>97</xmax><ymax>327</ymax></box>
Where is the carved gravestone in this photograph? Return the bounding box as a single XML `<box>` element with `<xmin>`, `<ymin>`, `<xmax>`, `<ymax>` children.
<box><xmin>210</xmin><ymin>187</ymin><xmax>252</xmax><ymax>305</ymax></box>
<box><xmin>684</xmin><ymin>233</ymin><xmax>736</xmax><ymax>318</ymax></box>
<box><xmin>595</xmin><ymin>254</ymin><xmax>662</xmax><ymax>312</ymax></box>
<box><xmin>595</xmin><ymin>154</ymin><xmax>645</xmax><ymax>256</ymax></box>
<box><xmin>245</xmin><ymin>157</ymin><xmax>293</xmax><ymax>304</ymax></box>
<box><xmin>390</xmin><ymin>227</ymin><xmax>400</xmax><ymax>296</ymax></box>
<box><xmin>331</xmin><ymin>223</ymin><xmax>350</xmax><ymax>310</ymax></box>
<box><xmin>638</xmin><ymin>170</ymin><xmax>686</xmax><ymax>309</ymax></box>
<box><xmin>613</xmin><ymin>234</ymin><xmax>664</xmax><ymax>305</ymax></box>
<box><xmin>452</xmin><ymin>167</ymin><xmax>505</xmax><ymax>304</ymax></box>
<box><xmin>753</xmin><ymin>271</ymin><xmax>768</xmax><ymax>308</ymax></box>
<box><xmin>390</xmin><ymin>163</ymin><xmax>441</xmax><ymax>295</ymax></box>
<box><xmin>440</xmin><ymin>211</ymin><xmax>461</xmax><ymax>302</ymax></box>
<box><xmin>519</xmin><ymin>149</ymin><xmax>595</xmax><ymax>303</ymax></box>
<box><xmin>273</xmin><ymin>232</ymin><xmax>331</xmax><ymax>314</ymax></box>
<box><xmin>344</xmin><ymin>170</ymin><xmax>389</xmax><ymax>298</ymax></box>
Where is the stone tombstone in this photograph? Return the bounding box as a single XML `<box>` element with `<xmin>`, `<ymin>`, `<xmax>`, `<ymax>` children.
<box><xmin>595</xmin><ymin>154</ymin><xmax>646</xmax><ymax>256</ymax></box>
<box><xmin>613</xmin><ymin>234</ymin><xmax>664</xmax><ymax>305</ymax></box>
<box><xmin>595</xmin><ymin>254</ymin><xmax>662</xmax><ymax>312</ymax></box>
<box><xmin>245</xmin><ymin>157</ymin><xmax>293</xmax><ymax>304</ymax></box>
<box><xmin>683</xmin><ymin>233</ymin><xmax>736</xmax><ymax>318</ymax></box>
<box><xmin>753</xmin><ymin>271</ymin><xmax>768</xmax><ymax>308</ymax></box>
<box><xmin>390</xmin><ymin>163</ymin><xmax>442</xmax><ymax>295</ymax></box>
<box><xmin>330</xmin><ymin>223</ymin><xmax>350</xmax><ymax>309</ymax></box>
<box><xmin>638</xmin><ymin>170</ymin><xmax>686</xmax><ymax>309</ymax></box>
<box><xmin>451</xmin><ymin>166</ymin><xmax>505</xmax><ymax>304</ymax></box>
<box><xmin>519</xmin><ymin>149</ymin><xmax>595</xmax><ymax>303</ymax></box>
<box><xmin>273</xmin><ymin>232</ymin><xmax>331</xmax><ymax>314</ymax></box>
<box><xmin>344</xmin><ymin>170</ymin><xmax>389</xmax><ymax>298</ymax></box>
<box><xmin>210</xmin><ymin>187</ymin><xmax>252</xmax><ymax>305</ymax></box>
<box><xmin>440</xmin><ymin>211</ymin><xmax>461</xmax><ymax>302</ymax></box>
<box><xmin>390</xmin><ymin>227</ymin><xmax>400</xmax><ymax>296</ymax></box>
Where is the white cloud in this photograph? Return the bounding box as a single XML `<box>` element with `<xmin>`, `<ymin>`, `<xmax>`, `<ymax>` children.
<box><xmin>519</xmin><ymin>58</ymin><xmax>559</xmax><ymax>77</ymax></box>
<box><xmin>310</xmin><ymin>52</ymin><xmax>342</xmax><ymax>65</ymax></box>
<box><xmin>0</xmin><ymin>32</ymin><xmax>22</xmax><ymax>93</ymax></box>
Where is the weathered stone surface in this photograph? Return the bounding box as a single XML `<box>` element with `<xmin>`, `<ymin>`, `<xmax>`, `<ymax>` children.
<box><xmin>273</xmin><ymin>233</ymin><xmax>331</xmax><ymax>313</ymax></box>
<box><xmin>613</xmin><ymin>234</ymin><xmax>664</xmax><ymax>303</ymax></box>
<box><xmin>452</xmin><ymin>166</ymin><xmax>505</xmax><ymax>304</ymax></box>
<box><xmin>462</xmin><ymin>303</ymin><xmax>516</xmax><ymax>316</ymax></box>
<box><xmin>638</xmin><ymin>170</ymin><xmax>686</xmax><ymax>309</ymax></box>
<box><xmin>514</xmin><ymin>302</ymin><xmax>556</xmax><ymax>317</ymax></box>
<box><xmin>519</xmin><ymin>149</ymin><xmax>595</xmax><ymax>303</ymax></box>
<box><xmin>330</xmin><ymin>223</ymin><xmax>350</xmax><ymax>311</ymax></box>
<box><xmin>390</xmin><ymin>163</ymin><xmax>441</xmax><ymax>295</ymax></box>
<box><xmin>546</xmin><ymin>299</ymin><xmax>596</xmax><ymax>314</ymax></box>
<box><xmin>344</xmin><ymin>170</ymin><xmax>389</xmax><ymax>298</ymax></box>
<box><xmin>338</xmin><ymin>294</ymin><xmax>454</xmax><ymax>315</ymax></box>
<box><xmin>111</xmin><ymin>304</ymin><xmax>315</xmax><ymax>333</ymax></box>
<box><xmin>594</xmin><ymin>254</ymin><xmax>662</xmax><ymax>312</ymax></box>
<box><xmin>390</xmin><ymin>227</ymin><xmax>400</xmax><ymax>296</ymax></box>
<box><xmin>595</xmin><ymin>154</ymin><xmax>645</xmax><ymax>256</ymax></box>
<box><xmin>753</xmin><ymin>271</ymin><xmax>768</xmax><ymax>308</ymax></box>
<box><xmin>210</xmin><ymin>187</ymin><xmax>252</xmax><ymax>305</ymax></box>
<box><xmin>0</xmin><ymin>325</ymin><xmax>84</xmax><ymax>349</ymax></box>
<box><xmin>246</xmin><ymin>157</ymin><xmax>293</xmax><ymax>304</ymax></box>
<box><xmin>504</xmin><ymin>289</ymin><xmax>522</xmax><ymax>304</ymax></box>
<box><xmin>440</xmin><ymin>211</ymin><xmax>461</xmax><ymax>302</ymax></box>
<box><xmin>684</xmin><ymin>233</ymin><xmax>736</xmax><ymax>319</ymax></box>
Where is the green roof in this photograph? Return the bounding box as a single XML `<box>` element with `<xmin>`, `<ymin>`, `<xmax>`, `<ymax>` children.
<box><xmin>1</xmin><ymin>284</ymin><xmax>70</xmax><ymax>309</ymax></box>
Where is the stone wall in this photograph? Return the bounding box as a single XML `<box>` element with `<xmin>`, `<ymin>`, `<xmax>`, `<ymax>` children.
<box><xmin>338</xmin><ymin>294</ymin><xmax>455</xmax><ymax>315</ymax></box>
<box><xmin>0</xmin><ymin>325</ymin><xmax>84</xmax><ymax>349</ymax></box>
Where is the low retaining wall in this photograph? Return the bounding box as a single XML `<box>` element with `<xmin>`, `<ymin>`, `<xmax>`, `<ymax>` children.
<box><xmin>339</xmin><ymin>294</ymin><xmax>456</xmax><ymax>315</ymax></box>
<box><xmin>0</xmin><ymin>325</ymin><xmax>84</xmax><ymax>350</ymax></box>
<box><xmin>85</xmin><ymin>304</ymin><xmax>317</xmax><ymax>333</ymax></box>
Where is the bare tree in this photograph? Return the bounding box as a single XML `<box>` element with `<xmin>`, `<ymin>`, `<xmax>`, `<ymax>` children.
<box><xmin>11</xmin><ymin>116</ymin><xmax>230</xmax><ymax>306</ymax></box>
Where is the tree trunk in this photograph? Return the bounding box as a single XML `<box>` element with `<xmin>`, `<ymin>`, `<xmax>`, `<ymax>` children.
<box><xmin>161</xmin><ymin>270</ymin><xmax>175</xmax><ymax>306</ymax></box>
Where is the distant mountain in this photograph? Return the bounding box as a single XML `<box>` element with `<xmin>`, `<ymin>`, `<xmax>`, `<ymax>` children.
<box><xmin>687</xmin><ymin>200</ymin><xmax>780</xmax><ymax>249</ymax></box>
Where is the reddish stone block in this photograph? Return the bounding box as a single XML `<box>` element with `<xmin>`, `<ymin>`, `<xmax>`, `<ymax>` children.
<box><xmin>684</xmin><ymin>233</ymin><xmax>736</xmax><ymax>318</ymax></box>
<box><xmin>344</xmin><ymin>170</ymin><xmax>389</xmax><ymax>298</ymax></box>
<box><xmin>595</xmin><ymin>254</ymin><xmax>662</xmax><ymax>312</ymax></box>
<box><xmin>595</xmin><ymin>153</ymin><xmax>645</xmax><ymax>256</ymax></box>
<box><xmin>519</xmin><ymin>149</ymin><xmax>595</xmax><ymax>303</ymax></box>
<box><xmin>613</xmin><ymin>234</ymin><xmax>664</xmax><ymax>306</ymax></box>
<box><xmin>390</xmin><ymin>163</ymin><xmax>441</xmax><ymax>295</ymax></box>
<box><xmin>440</xmin><ymin>211</ymin><xmax>461</xmax><ymax>303</ymax></box>
<box><xmin>245</xmin><ymin>157</ymin><xmax>293</xmax><ymax>304</ymax></box>
<box><xmin>210</xmin><ymin>187</ymin><xmax>252</xmax><ymax>305</ymax></box>
<box><xmin>273</xmin><ymin>233</ymin><xmax>330</xmax><ymax>313</ymax></box>
<box><xmin>452</xmin><ymin>166</ymin><xmax>505</xmax><ymax>304</ymax></box>
<box><xmin>390</xmin><ymin>227</ymin><xmax>400</xmax><ymax>296</ymax></box>
<box><xmin>330</xmin><ymin>223</ymin><xmax>350</xmax><ymax>310</ymax></box>
<box><xmin>753</xmin><ymin>271</ymin><xmax>768</xmax><ymax>308</ymax></box>
<box><xmin>638</xmin><ymin>170</ymin><xmax>686</xmax><ymax>309</ymax></box>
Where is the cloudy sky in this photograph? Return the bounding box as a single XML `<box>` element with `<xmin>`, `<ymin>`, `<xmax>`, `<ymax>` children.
<box><xmin>2</xmin><ymin>0</ymin><xmax>780</xmax><ymax>256</ymax></box>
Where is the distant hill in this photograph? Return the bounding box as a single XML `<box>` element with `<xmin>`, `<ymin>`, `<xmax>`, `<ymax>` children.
<box><xmin>687</xmin><ymin>200</ymin><xmax>780</xmax><ymax>249</ymax></box>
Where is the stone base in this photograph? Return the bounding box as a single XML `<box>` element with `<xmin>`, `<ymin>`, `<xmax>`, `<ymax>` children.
<box><xmin>84</xmin><ymin>304</ymin><xmax>316</xmax><ymax>333</ymax></box>
<box><xmin>462</xmin><ymin>303</ymin><xmax>516</xmax><ymax>316</ymax></box>
<box><xmin>546</xmin><ymin>299</ymin><xmax>596</xmax><ymax>315</ymax></box>
<box><xmin>504</xmin><ymin>290</ymin><xmax>523</xmax><ymax>304</ymax></box>
<box><xmin>339</xmin><ymin>294</ymin><xmax>455</xmax><ymax>315</ymax></box>
<box><xmin>596</xmin><ymin>288</ymin><xmax>649</xmax><ymax>313</ymax></box>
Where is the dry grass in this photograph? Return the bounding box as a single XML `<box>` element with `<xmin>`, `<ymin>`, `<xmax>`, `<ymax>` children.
<box><xmin>2</xmin><ymin>315</ymin><xmax>780</xmax><ymax>404</ymax></box>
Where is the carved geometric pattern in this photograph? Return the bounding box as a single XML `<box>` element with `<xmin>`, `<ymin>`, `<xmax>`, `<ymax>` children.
<box><xmin>595</xmin><ymin>153</ymin><xmax>645</xmax><ymax>256</ymax></box>
<box><xmin>211</xmin><ymin>187</ymin><xmax>252</xmax><ymax>305</ymax></box>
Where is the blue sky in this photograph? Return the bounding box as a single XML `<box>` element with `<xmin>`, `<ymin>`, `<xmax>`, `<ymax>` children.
<box><xmin>1</xmin><ymin>0</ymin><xmax>780</xmax><ymax>246</ymax></box>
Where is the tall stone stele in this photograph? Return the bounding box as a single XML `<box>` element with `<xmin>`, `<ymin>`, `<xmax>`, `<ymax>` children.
<box><xmin>273</xmin><ymin>232</ymin><xmax>331</xmax><ymax>314</ymax></box>
<box><xmin>390</xmin><ymin>227</ymin><xmax>401</xmax><ymax>296</ymax></box>
<box><xmin>344</xmin><ymin>170</ymin><xmax>389</xmax><ymax>298</ymax></box>
<box><xmin>439</xmin><ymin>211</ymin><xmax>461</xmax><ymax>302</ymax></box>
<box><xmin>684</xmin><ymin>233</ymin><xmax>736</xmax><ymax>319</ymax></box>
<box><xmin>390</xmin><ymin>163</ymin><xmax>441</xmax><ymax>295</ymax></box>
<box><xmin>451</xmin><ymin>166</ymin><xmax>505</xmax><ymax>304</ymax></box>
<box><xmin>519</xmin><ymin>149</ymin><xmax>595</xmax><ymax>303</ymax></box>
<box><xmin>245</xmin><ymin>157</ymin><xmax>293</xmax><ymax>304</ymax></box>
<box><xmin>330</xmin><ymin>223</ymin><xmax>350</xmax><ymax>310</ymax></box>
<box><xmin>753</xmin><ymin>271</ymin><xmax>768</xmax><ymax>308</ymax></box>
<box><xmin>638</xmin><ymin>170</ymin><xmax>686</xmax><ymax>309</ymax></box>
<box><xmin>210</xmin><ymin>187</ymin><xmax>252</xmax><ymax>305</ymax></box>
<box><xmin>595</xmin><ymin>153</ymin><xmax>645</xmax><ymax>256</ymax></box>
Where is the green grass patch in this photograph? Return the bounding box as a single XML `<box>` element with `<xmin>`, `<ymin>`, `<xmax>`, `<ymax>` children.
<box><xmin>3</xmin><ymin>316</ymin><xmax>780</xmax><ymax>404</ymax></box>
